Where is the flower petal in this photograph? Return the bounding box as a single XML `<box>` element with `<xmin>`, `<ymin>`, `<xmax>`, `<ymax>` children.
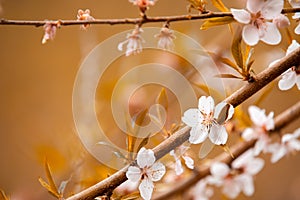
<box><xmin>243</xmin><ymin>25</ymin><xmax>259</xmax><ymax>46</ymax></box>
<box><xmin>151</xmin><ymin>162</ymin><xmax>166</xmax><ymax>181</ymax></box>
<box><xmin>209</xmin><ymin>125</ymin><xmax>228</xmax><ymax>145</ymax></box>
<box><xmin>231</xmin><ymin>9</ymin><xmax>251</xmax><ymax>24</ymax></box>
<box><xmin>278</xmin><ymin>69</ymin><xmax>297</xmax><ymax>90</ymax></box>
<box><xmin>182</xmin><ymin>109</ymin><xmax>201</xmax><ymax>127</ymax></box>
<box><xmin>248</xmin><ymin>106</ymin><xmax>265</xmax><ymax>127</ymax></box>
<box><xmin>260</xmin><ymin>22</ymin><xmax>281</xmax><ymax>45</ymax></box>
<box><xmin>210</xmin><ymin>162</ymin><xmax>230</xmax><ymax>178</ymax></box>
<box><xmin>198</xmin><ymin>96</ymin><xmax>214</xmax><ymax>115</ymax></box>
<box><xmin>174</xmin><ymin>159</ymin><xmax>183</xmax><ymax>175</ymax></box>
<box><xmin>261</xmin><ymin>0</ymin><xmax>283</xmax><ymax>19</ymax></box>
<box><xmin>246</xmin><ymin>0</ymin><xmax>264</xmax><ymax>13</ymax></box>
<box><xmin>242</xmin><ymin>128</ymin><xmax>256</xmax><ymax>141</ymax></box>
<box><xmin>287</xmin><ymin>40</ymin><xmax>300</xmax><ymax>55</ymax></box>
<box><xmin>270</xmin><ymin>144</ymin><xmax>287</xmax><ymax>163</ymax></box>
<box><xmin>183</xmin><ymin>155</ymin><xmax>194</xmax><ymax>169</ymax></box>
<box><xmin>295</xmin><ymin>23</ymin><xmax>300</xmax><ymax>35</ymax></box>
<box><xmin>214</xmin><ymin>102</ymin><xmax>234</xmax><ymax>124</ymax></box>
<box><xmin>189</xmin><ymin>125</ymin><xmax>208</xmax><ymax>144</ymax></box>
<box><xmin>246</xmin><ymin>157</ymin><xmax>265</xmax><ymax>174</ymax></box>
<box><xmin>222</xmin><ymin>179</ymin><xmax>241</xmax><ymax>199</ymax></box>
<box><xmin>237</xmin><ymin>174</ymin><xmax>254</xmax><ymax>196</ymax></box>
<box><xmin>126</xmin><ymin>166</ymin><xmax>141</xmax><ymax>182</ymax></box>
<box><xmin>139</xmin><ymin>178</ymin><xmax>154</xmax><ymax>200</ymax></box>
<box><xmin>137</xmin><ymin>147</ymin><xmax>155</xmax><ymax>168</ymax></box>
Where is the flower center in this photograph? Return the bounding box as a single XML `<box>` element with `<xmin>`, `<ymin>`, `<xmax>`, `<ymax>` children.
<box><xmin>251</xmin><ymin>11</ymin><xmax>265</xmax><ymax>29</ymax></box>
<box><xmin>201</xmin><ymin>111</ymin><xmax>215</xmax><ymax>129</ymax></box>
<box><xmin>141</xmin><ymin>167</ymin><xmax>150</xmax><ymax>180</ymax></box>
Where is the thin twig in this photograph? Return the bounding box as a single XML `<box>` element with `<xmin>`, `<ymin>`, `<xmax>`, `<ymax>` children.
<box><xmin>66</xmin><ymin>46</ymin><xmax>300</xmax><ymax>200</ymax></box>
<box><xmin>0</xmin><ymin>8</ymin><xmax>299</xmax><ymax>27</ymax></box>
<box><xmin>153</xmin><ymin>101</ymin><xmax>300</xmax><ymax>200</ymax></box>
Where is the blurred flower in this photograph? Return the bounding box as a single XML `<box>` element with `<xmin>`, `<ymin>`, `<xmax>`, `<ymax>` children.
<box><xmin>126</xmin><ymin>147</ymin><xmax>166</xmax><ymax>200</ymax></box>
<box><xmin>118</xmin><ymin>26</ymin><xmax>144</xmax><ymax>56</ymax></box>
<box><xmin>242</xmin><ymin>106</ymin><xmax>274</xmax><ymax>155</ymax></box>
<box><xmin>293</xmin><ymin>13</ymin><xmax>300</xmax><ymax>35</ymax></box>
<box><xmin>231</xmin><ymin>0</ymin><xmax>283</xmax><ymax>46</ymax></box>
<box><xmin>208</xmin><ymin>150</ymin><xmax>264</xmax><ymax>199</ymax></box>
<box><xmin>191</xmin><ymin>178</ymin><xmax>213</xmax><ymax>200</ymax></box>
<box><xmin>182</xmin><ymin>96</ymin><xmax>234</xmax><ymax>145</ymax></box>
<box><xmin>129</xmin><ymin>0</ymin><xmax>157</xmax><ymax>13</ymax></box>
<box><xmin>268</xmin><ymin>128</ymin><xmax>300</xmax><ymax>163</ymax></box>
<box><xmin>170</xmin><ymin>145</ymin><xmax>194</xmax><ymax>175</ymax></box>
<box><xmin>155</xmin><ymin>27</ymin><xmax>176</xmax><ymax>50</ymax></box>
<box><xmin>273</xmin><ymin>14</ymin><xmax>290</xmax><ymax>28</ymax></box>
<box><xmin>269</xmin><ymin>40</ymin><xmax>300</xmax><ymax>90</ymax></box>
<box><xmin>77</xmin><ymin>9</ymin><xmax>95</xmax><ymax>29</ymax></box>
<box><xmin>42</xmin><ymin>22</ymin><xmax>58</xmax><ymax>44</ymax></box>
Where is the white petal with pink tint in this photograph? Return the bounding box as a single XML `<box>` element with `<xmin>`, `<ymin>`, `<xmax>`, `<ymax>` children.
<box><xmin>246</xmin><ymin>0</ymin><xmax>264</xmax><ymax>13</ymax></box>
<box><xmin>231</xmin><ymin>9</ymin><xmax>251</xmax><ymax>24</ymax></box>
<box><xmin>243</xmin><ymin>25</ymin><xmax>259</xmax><ymax>46</ymax></box>
<box><xmin>260</xmin><ymin>22</ymin><xmax>281</xmax><ymax>45</ymax></box>
<box><xmin>139</xmin><ymin>179</ymin><xmax>154</xmax><ymax>200</ymax></box>
<box><xmin>278</xmin><ymin>69</ymin><xmax>297</xmax><ymax>90</ymax></box>
<box><xmin>261</xmin><ymin>0</ymin><xmax>284</xmax><ymax>19</ymax></box>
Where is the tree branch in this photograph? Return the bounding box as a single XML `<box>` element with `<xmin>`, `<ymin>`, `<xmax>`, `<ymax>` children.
<box><xmin>0</xmin><ymin>8</ymin><xmax>299</xmax><ymax>27</ymax></box>
<box><xmin>65</xmin><ymin>45</ymin><xmax>300</xmax><ymax>200</ymax></box>
<box><xmin>153</xmin><ymin>100</ymin><xmax>300</xmax><ymax>200</ymax></box>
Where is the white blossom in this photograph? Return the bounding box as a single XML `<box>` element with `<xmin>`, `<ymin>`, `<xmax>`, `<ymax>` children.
<box><xmin>170</xmin><ymin>145</ymin><xmax>194</xmax><ymax>175</ymax></box>
<box><xmin>208</xmin><ymin>150</ymin><xmax>264</xmax><ymax>199</ymax></box>
<box><xmin>126</xmin><ymin>147</ymin><xmax>166</xmax><ymax>200</ymax></box>
<box><xmin>231</xmin><ymin>0</ymin><xmax>283</xmax><ymax>46</ymax></box>
<box><xmin>118</xmin><ymin>27</ymin><xmax>144</xmax><ymax>56</ymax></box>
<box><xmin>269</xmin><ymin>40</ymin><xmax>300</xmax><ymax>90</ymax></box>
<box><xmin>42</xmin><ymin>22</ymin><xmax>57</xmax><ymax>44</ymax></box>
<box><xmin>129</xmin><ymin>0</ymin><xmax>157</xmax><ymax>13</ymax></box>
<box><xmin>77</xmin><ymin>9</ymin><xmax>95</xmax><ymax>29</ymax></box>
<box><xmin>268</xmin><ymin>128</ymin><xmax>300</xmax><ymax>163</ymax></box>
<box><xmin>182</xmin><ymin>96</ymin><xmax>234</xmax><ymax>145</ymax></box>
<box><xmin>155</xmin><ymin>27</ymin><xmax>176</xmax><ymax>50</ymax></box>
<box><xmin>242</xmin><ymin>106</ymin><xmax>274</xmax><ymax>155</ymax></box>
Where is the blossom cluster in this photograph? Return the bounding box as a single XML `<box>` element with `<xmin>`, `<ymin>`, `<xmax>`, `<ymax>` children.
<box><xmin>231</xmin><ymin>0</ymin><xmax>300</xmax><ymax>46</ymax></box>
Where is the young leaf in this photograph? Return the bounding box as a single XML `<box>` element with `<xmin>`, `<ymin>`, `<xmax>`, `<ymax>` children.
<box><xmin>200</xmin><ymin>16</ymin><xmax>234</xmax><ymax>30</ymax></box>
<box><xmin>231</xmin><ymin>26</ymin><xmax>243</xmax><ymax>69</ymax></box>
<box><xmin>209</xmin><ymin>52</ymin><xmax>241</xmax><ymax>73</ymax></box>
<box><xmin>0</xmin><ymin>189</ymin><xmax>10</xmax><ymax>200</ymax></box>
<box><xmin>38</xmin><ymin>159</ymin><xmax>61</xmax><ymax>198</ymax></box>
<box><xmin>211</xmin><ymin>0</ymin><xmax>229</xmax><ymax>12</ymax></box>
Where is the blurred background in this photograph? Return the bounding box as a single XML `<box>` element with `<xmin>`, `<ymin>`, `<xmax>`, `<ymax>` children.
<box><xmin>0</xmin><ymin>0</ymin><xmax>299</xmax><ymax>199</ymax></box>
